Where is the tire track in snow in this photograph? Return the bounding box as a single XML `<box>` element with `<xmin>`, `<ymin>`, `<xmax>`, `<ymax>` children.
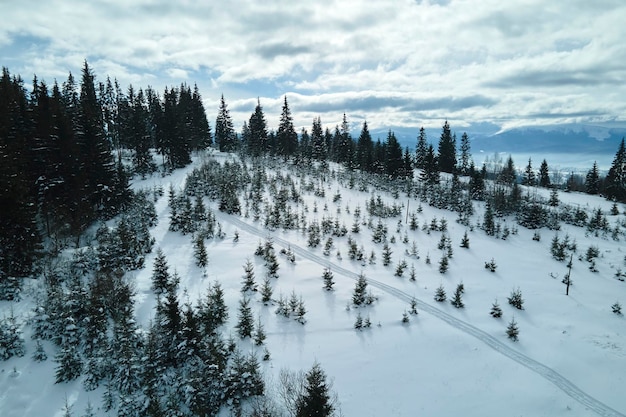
<box><xmin>215</xmin><ymin>211</ymin><xmax>625</xmax><ymax>417</ymax></box>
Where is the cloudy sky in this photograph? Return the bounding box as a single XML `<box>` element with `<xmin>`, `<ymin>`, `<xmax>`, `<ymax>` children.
<box><xmin>2</xmin><ymin>0</ymin><xmax>626</xmax><ymax>136</ymax></box>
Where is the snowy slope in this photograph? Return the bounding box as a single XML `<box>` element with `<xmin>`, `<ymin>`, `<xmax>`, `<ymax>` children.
<box><xmin>1</xmin><ymin>151</ymin><xmax>625</xmax><ymax>417</ymax></box>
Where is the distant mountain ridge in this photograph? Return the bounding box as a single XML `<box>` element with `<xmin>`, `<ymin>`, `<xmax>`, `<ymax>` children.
<box><xmin>374</xmin><ymin>123</ymin><xmax>626</xmax><ymax>156</ymax></box>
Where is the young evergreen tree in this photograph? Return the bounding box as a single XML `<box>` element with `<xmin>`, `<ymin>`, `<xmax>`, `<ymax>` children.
<box><xmin>438</xmin><ymin>253</ymin><xmax>449</xmax><ymax>274</ymax></box>
<box><xmin>194</xmin><ymin>234</ymin><xmax>208</xmax><ymax>268</ymax></box>
<box><xmin>450</xmin><ymin>284</ymin><xmax>464</xmax><ymax>308</ymax></box>
<box><xmin>385</xmin><ymin>130</ymin><xmax>404</xmax><ymax>179</ymax></box>
<box><xmin>585</xmin><ymin>161</ymin><xmax>601</xmax><ymax>195</ymax></box>
<box><xmin>248</xmin><ymin>98</ymin><xmax>268</xmax><ymax>156</ymax></box>
<box><xmin>296</xmin><ymin>362</ymin><xmax>335</xmax><ymax>417</ymax></box>
<box><xmin>322</xmin><ymin>267</ymin><xmax>335</xmax><ymax>291</ymax></box>
<box><xmin>506</xmin><ymin>317</ymin><xmax>519</xmax><ymax>341</ymax></box>
<box><xmin>539</xmin><ymin>159</ymin><xmax>551</xmax><ymax>188</ymax></box>
<box><xmin>215</xmin><ymin>94</ymin><xmax>237</xmax><ymax>152</ymax></box>
<box><xmin>241</xmin><ymin>259</ymin><xmax>257</xmax><ymax>292</ymax></box>
<box><xmin>522</xmin><ymin>158</ymin><xmax>536</xmax><ymax>186</ymax></box>
<box><xmin>415</xmin><ymin>127</ymin><xmax>428</xmax><ymax>170</ymax></box>
<box><xmin>352</xmin><ymin>273</ymin><xmax>368</xmax><ymax>306</ymax></box>
<box><xmin>458</xmin><ymin>132</ymin><xmax>471</xmax><ymax>175</ymax></box>
<box><xmin>421</xmin><ymin>144</ymin><xmax>440</xmax><ymax>187</ymax></box>
<box><xmin>151</xmin><ymin>248</ymin><xmax>170</xmax><ymax>295</ymax></box>
<box><xmin>605</xmin><ymin>138</ymin><xmax>626</xmax><ymax>202</ymax></box>
<box><xmin>490</xmin><ymin>299</ymin><xmax>503</xmax><ymax>318</ymax></box>
<box><xmin>311</xmin><ymin>116</ymin><xmax>326</xmax><ymax>161</ymax></box>
<box><xmin>437</xmin><ymin>120</ymin><xmax>456</xmax><ymax>173</ymax></box>
<box><xmin>508</xmin><ymin>287</ymin><xmax>524</xmax><ymax>310</ymax></box>
<box><xmin>277</xmin><ymin>96</ymin><xmax>298</xmax><ymax>158</ymax></box>
<box><xmin>260</xmin><ymin>277</ymin><xmax>273</xmax><ymax>304</ymax></box>
<box><xmin>236</xmin><ymin>297</ymin><xmax>254</xmax><ymax>339</ymax></box>
<box><xmin>356</xmin><ymin>121</ymin><xmax>374</xmax><ymax>172</ymax></box>
<box><xmin>434</xmin><ymin>284</ymin><xmax>447</xmax><ymax>302</ymax></box>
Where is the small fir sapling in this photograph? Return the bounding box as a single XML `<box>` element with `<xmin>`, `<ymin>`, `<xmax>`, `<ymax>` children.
<box><xmin>241</xmin><ymin>259</ymin><xmax>257</xmax><ymax>292</ymax></box>
<box><xmin>490</xmin><ymin>299</ymin><xmax>503</xmax><ymax>318</ymax></box>
<box><xmin>451</xmin><ymin>284</ymin><xmax>464</xmax><ymax>308</ymax></box>
<box><xmin>434</xmin><ymin>284</ymin><xmax>447</xmax><ymax>302</ymax></box>
<box><xmin>322</xmin><ymin>267</ymin><xmax>335</xmax><ymax>291</ymax></box>
<box><xmin>402</xmin><ymin>311</ymin><xmax>410</xmax><ymax>324</ymax></box>
<box><xmin>612</xmin><ymin>301</ymin><xmax>622</xmax><ymax>316</ymax></box>
<box><xmin>261</xmin><ymin>277</ymin><xmax>273</xmax><ymax>304</ymax></box>
<box><xmin>508</xmin><ymin>287</ymin><xmax>524</xmax><ymax>310</ymax></box>
<box><xmin>254</xmin><ymin>317</ymin><xmax>266</xmax><ymax>346</ymax></box>
<box><xmin>438</xmin><ymin>253</ymin><xmax>449</xmax><ymax>273</ymax></box>
<box><xmin>484</xmin><ymin>258</ymin><xmax>497</xmax><ymax>272</ymax></box>
<box><xmin>382</xmin><ymin>243</ymin><xmax>393</xmax><ymax>266</ymax></box>
<box><xmin>460</xmin><ymin>231</ymin><xmax>470</xmax><ymax>248</ymax></box>
<box><xmin>409</xmin><ymin>297</ymin><xmax>418</xmax><ymax>315</ymax></box>
<box><xmin>409</xmin><ymin>264</ymin><xmax>417</xmax><ymax>282</ymax></box>
<box><xmin>354</xmin><ymin>312</ymin><xmax>363</xmax><ymax>330</ymax></box>
<box><xmin>506</xmin><ymin>317</ymin><xmax>519</xmax><ymax>342</ymax></box>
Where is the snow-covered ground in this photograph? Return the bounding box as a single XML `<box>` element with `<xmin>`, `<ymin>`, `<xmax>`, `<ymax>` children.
<box><xmin>1</xmin><ymin>152</ymin><xmax>625</xmax><ymax>417</ymax></box>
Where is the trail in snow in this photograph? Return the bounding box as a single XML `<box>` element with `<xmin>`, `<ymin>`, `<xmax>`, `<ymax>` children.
<box><xmin>214</xmin><ymin>211</ymin><xmax>625</xmax><ymax>417</ymax></box>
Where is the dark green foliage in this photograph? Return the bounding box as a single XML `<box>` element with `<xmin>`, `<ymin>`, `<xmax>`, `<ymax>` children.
<box><xmin>277</xmin><ymin>96</ymin><xmax>298</xmax><ymax>157</ymax></box>
<box><xmin>605</xmin><ymin>138</ymin><xmax>626</xmax><ymax>202</ymax></box>
<box><xmin>296</xmin><ymin>363</ymin><xmax>335</xmax><ymax>417</ymax></box>
<box><xmin>260</xmin><ymin>277</ymin><xmax>273</xmax><ymax>304</ymax></box>
<box><xmin>385</xmin><ymin>130</ymin><xmax>404</xmax><ymax>178</ymax></box>
<box><xmin>450</xmin><ymin>284</ymin><xmax>464</xmax><ymax>308</ymax></box>
<box><xmin>484</xmin><ymin>258</ymin><xmax>497</xmax><ymax>272</ymax></box>
<box><xmin>612</xmin><ymin>301</ymin><xmax>622</xmax><ymax>316</ymax></box>
<box><xmin>438</xmin><ymin>253</ymin><xmax>449</xmax><ymax>273</ymax></box>
<box><xmin>434</xmin><ymin>284</ymin><xmax>446</xmax><ymax>302</ymax></box>
<box><xmin>215</xmin><ymin>94</ymin><xmax>237</xmax><ymax>152</ymax></box>
<box><xmin>522</xmin><ymin>158</ymin><xmax>536</xmax><ymax>186</ymax></box>
<box><xmin>460</xmin><ymin>231</ymin><xmax>470</xmax><ymax>248</ymax></box>
<box><xmin>458</xmin><ymin>132</ymin><xmax>471</xmax><ymax>175</ymax></box>
<box><xmin>539</xmin><ymin>159</ymin><xmax>551</xmax><ymax>188</ymax></box>
<box><xmin>490</xmin><ymin>300</ymin><xmax>502</xmax><ymax>318</ymax></box>
<box><xmin>498</xmin><ymin>155</ymin><xmax>517</xmax><ymax>185</ymax></box>
<box><xmin>0</xmin><ymin>310</ymin><xmax>25</xmax><ymax>360</ymax></box>
<box><xmin>241</xmin><ymin>259</ymin><xmax>256</xmax><ymax>292</ymax></box>
<box><xmin>437</xmin><ymin>121</ymin><xmax>456</xmax><ymax>173</ymax></box>
<box><xmin>322</xmin><ymin>267</ymin><xmax>335</xmax><ymax>291</ymax></box>
<box><xmin>508</xmin><ymin>287</ymin><xmax>524</xmax><ymax>310</ymax></box>
<box><xmin>236</xmin><ymin>297</ymin><xmax>254</xmax><ymax>339</ymax></box>
<box><xmin>585</xmin><ymin>161</ymin><xmax>601</xmax><ymax>195</ymax></box>
<box><xmin>247</xmin><ymin>99</ymin><xmax>268</xmax><ymax>156</ymax></box>
<box><xmin>506</xmin><ymin>317</ymin><xmax>519</xmax><ymax>341</ymax></box>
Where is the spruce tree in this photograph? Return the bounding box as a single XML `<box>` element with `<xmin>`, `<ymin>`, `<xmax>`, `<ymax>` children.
<box><xmin>322</xmin><ymin>267</ymin><xmax>335</xmax><ymax>291</ymax></box>
<box><xmin>506</xmin><ymin>317</ymin><xmax>519</xmax><ymax>341</ymax></box>
<box><xmin>151</xmin><ymin>248</ymin><xmax>170</xmax><ymax>295</ymax></box>
<box><xmin>296</xmin><ymin>362</ymin><xmax>335</xmax><ymax>417</ymax></box>
<box><xmin>277</xmin><ymin>96</ymin><xmax>298</xmax><ymax>158</ymax></box>
<box><xmin>522</xmin><ymin>158</ymin><xmax>536</xmax><ymax>186</ymax></box>
<box><xmin>605</xmin><ymin>138</ymin><xmax>626</xmax><ymax>202</ymax></box>
<box><xmin>437</xmin><ymin>120</ymin><xmax>456</xmax><ymax>173</ymax></box>
<box><xmin>215</xmin><ymin>94</ymin><xmax>237</xmax><ymax>152</ymax></box>
<box><xmin>236</xmin><ymin>297</ymin><xmax>254</xmax><ymax>339</ymax></box>
<box><xmin>194</xmin><ymin>234</ymin><xmax>208</xmax><ymax>268</ymax></box>
<box><xmin>352</xmin><ymin>273</ymin><xmax>368</xmax><ymax>306</ymax></box>
<box><xmin>458</xmin><ymin>132</ymin><xmax>471</xmax><ymax>175</ymax></box>
<box><xmin>356</xmin><ymin>121</ymin><xmax>374</xmax><ymax>172</ymax></box>
<box><xmin>248</xmin><ymin>98</ymin><xmax>268</xmax><ymax>156</ymax></box>
<box><xmin>450</xmin><ymin>284</ymin><xmax>464</xmax><ymax>308</ymax></box>
<box><xmin>490</xmin><ymin>299</ymin><xmax>503</xmax><ymax>318</ymax></box>
<box><xmin>434</xmin><ymin>284</ymin><xmax>447</xmax><ymax>302</ymax></box>
<box><xmin>415</xmin><ymin>127</ymin><xmax>428</xmax><ymax>170</ymax></box>
<box><xmin>585</xmin><ymin>161</ymin><xmax>600</xmax><ymax>195</ymax></box>
<box><xmin>260</xmin><ymin>277</ymin><xmax>273</xmax><ymax>304</ymax></box>
<box><xmin>539</xmin><ymin>159</ymin><xmax>551</xmax><ymax>188</ymax></box>
<box><xmin>241</xmin><ymin>259</ymin><xmax>257</xmax><ymax>292</ymax></box>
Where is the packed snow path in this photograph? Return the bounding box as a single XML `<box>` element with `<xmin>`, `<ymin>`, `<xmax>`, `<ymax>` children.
<box><xmin>215</xmin><ymin>211</ymin><xmax>626</xmax><ymax>417</ymax></box>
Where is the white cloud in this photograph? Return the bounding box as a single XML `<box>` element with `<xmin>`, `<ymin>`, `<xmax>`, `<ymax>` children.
<box><xmin>2</xmin><ymin>0</ymin><xmax>626</xmax><ymax>133</ymax></box>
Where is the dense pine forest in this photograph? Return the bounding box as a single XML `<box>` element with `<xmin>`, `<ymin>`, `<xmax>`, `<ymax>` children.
<box><xmin>1</xmin><ymin>62</ymin><xmax>626</xmax><ymax>417</ymax></box>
